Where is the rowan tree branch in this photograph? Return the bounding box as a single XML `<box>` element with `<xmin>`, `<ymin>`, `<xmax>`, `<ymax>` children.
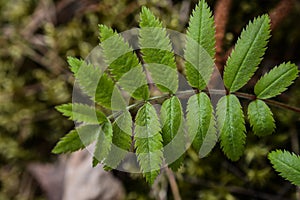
<box><xmin>165</xmin><ymin>167</ymin><xmax>182</xmax><ymax>200</ymax></box>
<box><xmin>214</xmin><ymin>0</ymin><xmax>232</xmax><ymax>74</ymax></box>
<box><xmin>269</xmin><ymin>0</ymin><xmax>295</xmax><ymax>30</ymax></box>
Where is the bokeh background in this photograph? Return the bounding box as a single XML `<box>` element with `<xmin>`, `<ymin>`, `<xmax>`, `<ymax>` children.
<box><xmin>0</xmin><ymin>0</ymin><xmax>300</xmax><ymax>199</ymax></box>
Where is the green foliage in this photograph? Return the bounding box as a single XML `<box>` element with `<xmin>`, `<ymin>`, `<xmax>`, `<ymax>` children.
<box><xmin>104</xmin><ymin>111</ymin><xmax>132</xmax><ymax>169</ymax></box>
<box><xmin>134</xmin><ymin>102</ymin><xmax>163</xmax><ymax>184</ymax></box>
<box><xmin>118</xmin><ymin>66</ymin><xmax>150</xmax><ymax>101</ymax></box>
<box><xmin>254</xmin><ymin>62</ymin><xmax>299</xmax><ymax>99</ymax></box>
<box><xmin>0</xmin><ymin>0</ymin><xmax>189</xmax><ymax>198</ymax></box>
<box><xmin>95</xmin><ymin>73</ymin><xmax>116</xmax><ymax>108</ymax></box>
<box><xmin>99</xmin><ymin>24</ymin><xmax>149</xmax><ymax>100</ymax></box>
<box><xmin>247</xmin><ymin>100</ymin><xmax>275</xmax><ymax>136</ymax></box>
<box><xmin>2</xmin><ymin>0</ymin><xmax>300</xmax><ymax>198</ymax></box>
<box><xmin>99</xmin><ymin>24</ymin><xmax>138</xmax><ymax>80</ymax></box>
<box><xmin>72</xmin><ymin>59</ymin><xmax>102</xmax><ymax>97</ymax></box>
<box><xmin>53</xmin><ymin>0</ymin><xmax>300</xmax><ymax>188</ymax></box>
<box><xmin>161</xmin><ymin>96</ymin><xmax>185</xmax><ymax>171</ymax></box>
<box><xmin>224</xmin><ymin>15</ymin><xmax>270</xmax><ymax>92</ymax></box>
<box><xmin>217</xmin><ymin>95</ymin><xmax>246</xmax><ymax>161</ymax></box>
<box><xmin>139</xmin><ymin>7</ymin><xmax>178</xmax><ymax>93</ymax></box>
<box><xmin>161</xmin><ymin>96</ymin><xmax>182</xmax><ymax>145</ymax></box>
<box><xmin>187</xmin><ymin>93</ymin><xmax>217</xmax><ymax>158</ymax></box>
<box><xmin>52</xmin><ymin>125</ymin><xmax>100</xmax><ymax>154</ymax></box>
<box><xmin>56</xmin><ymin>103</ymin><xmax>107</xmax><ymax>124</ymax></box>
<box><xmin>184</xmin><ymin>0</ymin><xmax>215</xmax><ymax>90</ymax></box>
<box><xmin>67</xmin><ymin>56</ymin><xmax>83</xmax><ymax>74</ymax></box>
<box><xmin>269</xmin><ymin>150</ymin><xmax>300</xmax><ymax>186</ymax></box>
<box><xmin>69</xmin><ymin>57</ymin><xmax>115</xmax><ymax>108</ymax></box>
<box><xmin>93</xmin><ymin>120</ymin><xmax>113</xmax><ymax>166</ymax></box>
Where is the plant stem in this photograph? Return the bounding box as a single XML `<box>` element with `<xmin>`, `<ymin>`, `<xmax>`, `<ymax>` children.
<box><xmin>176</xmin><ymin>89</ymin><xmax>300</xmax><ymax>113</ymax></box>
<box><xmin>108</xmin><ymin>89</ymin><xmax>300</xmax><ymax>121</ymax></box>
<box><xmin>165</xmin><ymin>167</ymin><xmax>181</xmax><ymax>200</ymax></box>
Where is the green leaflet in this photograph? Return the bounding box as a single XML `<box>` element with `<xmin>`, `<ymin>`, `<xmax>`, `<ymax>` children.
<box><xmin>99</xmin><ymin>25</ymin><xmax>149</xmax><ymax>100</ymax></box>
<box><xmin>224</xmin><ymin>15</ymin><xmax>270</xmax><ymax>92</ymax></box>
<box><xmin>73</xmin><ymin>60</ymin><xmax>101</xmax><ymax>98</ymax></box>
<box><xmin>67</xmin><ymin>56</ymin><xmax>83</xmax><ymax>74</ymax></box>
<box><xmin>217</xmin><ymin>94</ymin><xmax>246</xmax><ymax>161</ymax></box>
<box><xmin>104</xmin><ymin>111</ymin><xmax>132</xmax><ymax>169</ymax></box>
<box><xmin>248</xmin><ymin>100</ymin><xmax>275</xmax><ymax>136</ymax></box>
<box><xmin>161</xmin><ymin>96</ymin><xmax>185</xmax><ymax>171</ymax></box>
<box><xmin>95</xmin><ymin>73</ymin><xmax>115</xmax><ymax>108</ymax></box>
<box><xmin>134</xmin><ymin>102</ymin><xmax>163</xmax><ymax>184</ymax></box>
<box><xmin>52</xmin><ymin>125</ymin><xmax>100</xmax><ymax>154</ymax></box>
<box><xmin>187</xmin><ymin>93</ymin><xmax>217</xmax><ymax>158</ymax></box>
<box><xmin>184</xmin><ymin>0</ymin><xmax>215</xmax><ymax>90</ymax></box>
<box><xmin>56</xmin><ymin>103</ymin><xmax>106</xmax><ymax>124</ymax></box>
<box><xmin>269</xmin><ymin>150</ymin><xmax>300</xmax><ymax>186</ymax></box>
<box><xmin>99</xmin><ymin>24</ymin><xmax>138</xmax><ymax>80</ymax></box>
<box><xmin>93</xmin><ymin>120</ymin><xmax>113</xmax><ymax>166</ymax></box>
<box><xmin>254</xmin><ymin>62</ymin><xmax>299</xmax><ymax>99</ymax></box>
<box><xmin>118</xmin><ymin>66</ymin><xmax>150</xmax><ymax>100</ymax></box>
<box><xmin>161</xmin><ymin>96</ymin><xmax>182</xmax><ymax>144</ymax></box>
<box><xmin>139</xmin><ymin>7</ymin><xmax>178</xmax><ymax>94</ymax></box>
<box><xmin>70</xmin><ymin>57</ymin><xmax>115</xmax><ymax>109</ymax></box>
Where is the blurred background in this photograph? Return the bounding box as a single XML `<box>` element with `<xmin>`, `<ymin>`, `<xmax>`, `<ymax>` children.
<box><xmin>0</xmin><ymin>0</ymin><xmax>300</xmax><ymax>199</ymax></box>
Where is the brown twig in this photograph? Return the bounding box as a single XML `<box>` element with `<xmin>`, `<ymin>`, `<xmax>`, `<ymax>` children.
<box><xmin>209</xmin><ymin>0</ymin><xmax>232</xmax><ymax>89</ymax></box>
<box><xmin>263</xmin><ymin>98</ymin><xmax>300</xmax><ymax>113</ymax></box>
<box><xmin>214</xmin><ymin>0</ymin><xmax>232</xmax><ymax>74</ymax></box>
<box><xmin>109</xmin><ymin>90</ymin><xmax>300</xmax><ymax>121</ymax></box>
<box><xmin>179</xmin><ymin>0</ymin><xmax>191</xmax><ymax>29</ymax></box>
<box><xmin>269</xmin><ymin>0</ymin><xmax>295</xmax><ymax>30</ymax></box>
<box><xmin>165</xmin><ymin>167</ymin><xmax>182</xmax><ymax>200</ymax></box>
<box><xmin>134</xmin><ymin>50</ymin><xmax>162</xmax><ymax>95</ymax></box>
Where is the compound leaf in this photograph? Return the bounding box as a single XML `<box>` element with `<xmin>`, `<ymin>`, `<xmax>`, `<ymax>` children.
<box><xmin>161</xmin><ymin>96</ymin><xmax>185</xmax><ymax>171</ymax></box>
<box><xmin>187</xmin><ymin>93</ymin><xmax>217</xmax><ymax>158</ymax></box>
<box><xmin>269</xmin><ymin>150</ymin><xmax>300</xmax><ymax>186</ymax></box>
<box><xmin>254</xmin><ymin>62</ymin><xmax>299</xmax><ymax>99</ymax></box>
<box><xmin>52</xmin><ymin>125</ymin><xmax>100</xmax><ymax>154</ymax></box>
<box><xmin>224</xmin><ymin>15</ymin><xmax>270</xmax><ymax>92</ymax></box>
<box><xmin>56</xmin><ymin>103</ymin><xmax>106</xmax><ymax>124</ymax></box>
<box><xmin>134</xmin><ymin>102</ymin><xmax>163</xmax><ymax>184</ymax></box>
<box><xmin>139</xmin><ymin>7</ymin><xmax>178</xmax><ymax>93</ymax></box>
<box><xmin>217</xmin><ymin>94</ymin><xmax>246</xmax><ymax>161</ymax></box>
<box><xmin>184</xmin><ymin>0</ymin><xmax>215</xmax><ymax>90</ymax></box>
<box><xmin>248</xmin><ymin>99</ymin><xmax>275</xmax><ymax>136</ymax></box>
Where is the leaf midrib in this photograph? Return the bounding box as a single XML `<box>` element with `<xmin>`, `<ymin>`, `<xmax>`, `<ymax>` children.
<box><xmin>168</xmin><ymin>97</ymin><xmax>175</xmax><ymax>141</ymax></box>
<box><xmin>226</xmin><ymin>96</ymin><xmax>237</xmax><ymax>155</ymax></box>
<box><xmin>257</xmin><ymin>67</ymin><xmax>294</xmax><ymax>98</ymax></box>
<box><xmin>229</xmin><ymin>17</ymin><xmax>266</xmax><ymax>91</ymax></box>
<box><xmin>196</xmin><ymin>2</ymin><xmax>205</xmax><ymax>89</ymax></box>
<box><xmin>274</xmin><ymin>156</ymin><xmax>300</xmax><ymax>179</ymax></box>
<box><xmin>144</xmin><ymin>104</ymin><xmax>153</xmax><ymax>172</ymax></box>
<box><xmin>251</xmin><ymin>100</ymin><xmax>265</xmax><ymax>129</ymax></box>
<box><xmin>196</xmin><ymin>94</ymin><xmax>207</xmax><ymax>143</ymax></box>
